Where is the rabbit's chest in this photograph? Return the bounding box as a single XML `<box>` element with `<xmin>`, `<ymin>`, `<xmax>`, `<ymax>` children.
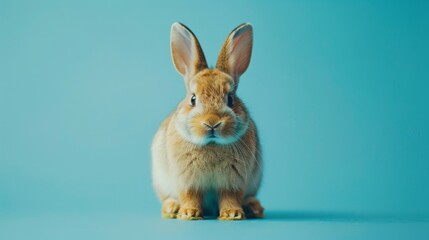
<box><xmin>176</xmin><ymin>147</ymin><xmax>245</xmax><ymax>189</ymax></box>
<box><xmin>188</xmin><ymin>149</ymin><xmax>235</xmax><ymax>174</ymax></box>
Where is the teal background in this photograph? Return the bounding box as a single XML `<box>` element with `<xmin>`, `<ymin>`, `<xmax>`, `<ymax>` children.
<box><xmin>1</xmin><ymin>0</ymin><xmax>428</xmax><ymax>239</ymax></box>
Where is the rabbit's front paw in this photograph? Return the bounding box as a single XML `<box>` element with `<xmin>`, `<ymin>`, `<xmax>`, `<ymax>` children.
<box><xmin>177</xmin><ymin>207</ymin><xmax>203</xmax><ymax>220</ymax></box>
<box><xmin>218</xmin><ymin>208</ymin><xmax>245</xmax><ymax>220</ymax></box>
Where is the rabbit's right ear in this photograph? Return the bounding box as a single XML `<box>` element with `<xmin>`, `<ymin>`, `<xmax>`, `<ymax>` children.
<box><xmin>171</xmin><ymin>23</ymin><xmax>208</xmax><ymax>85</ymax></box>
<box><xmin>216</xmin><ymin>23</ymin><xmax>253</xmax><ymax>83</ymax></box>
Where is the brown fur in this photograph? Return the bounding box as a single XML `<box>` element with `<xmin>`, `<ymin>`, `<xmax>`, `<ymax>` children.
<box><xmin>152</xmin><ymin>23</ymin><xmax>263</xmax><ymax>221</ymax></box>
<box><xmin>218</xmin><ymin>190</ymin><xmax>245</xmax><ymax>220</ymax></box>
<box><xmin>162</xmin><ymin>198</ymin><xmax>180</xmax><ymax>218</ymax></box>
<box><xmin>216</xmin><ymin>23</ymin><xmax>253</xmax><ymax>85</ymax></box>
<box><xmin>166</xmin><ymin>115</ymin><xmax>258</xmax><ymax>191</ymax></box>
<box><xmin>177</xmin><ymin>190</ymin><xmax>203</xmax><ymax>220</ymax></box>
<box><xmin>171</xmin><ymin>23</ymin><xmax>207</xmax><ymax>78</ymax></box>
<box><xmin>243</xmin><ymin>197</ymin><xmax>265</xmax><ymax>218</ymax></box>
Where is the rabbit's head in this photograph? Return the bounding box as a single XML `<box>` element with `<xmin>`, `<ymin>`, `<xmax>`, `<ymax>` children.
<box><xmin>170</xmin><ymin>23</ymin><xmax>253</xmax><ymax>146</ymax></box>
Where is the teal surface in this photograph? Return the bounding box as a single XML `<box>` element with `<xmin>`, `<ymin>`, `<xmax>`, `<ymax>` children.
<box><xmin>1</xmin><ymin>0</ymin><xmax>428</xmax><ymax>239</ymax></box>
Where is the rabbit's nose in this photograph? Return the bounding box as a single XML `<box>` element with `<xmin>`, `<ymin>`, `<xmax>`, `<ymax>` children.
<box><xmin>202</xmin><ymin>114</ymin><xmax>222</xmax><ymax>130</ymax></box>
<box><xmin>203</xmin><ymin>122</ymin><xmax>222</xmax><ymax>130</ymax></box>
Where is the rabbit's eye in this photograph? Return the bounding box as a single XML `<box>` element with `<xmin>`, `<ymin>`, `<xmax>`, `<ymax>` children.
<box><xmin>227</xmin><ymin>94</ymin><xmax>233</xmax><ymax>108</ymax></box>
<box><xmin>190</xmin><ymin>94</ymin><xmax>196</xmax><ymax>106</ymax></box>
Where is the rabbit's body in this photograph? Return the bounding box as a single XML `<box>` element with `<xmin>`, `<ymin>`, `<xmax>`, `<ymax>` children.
<box><xmin>152</xmin><ymin>101</ymin><xmax>261</xmax><ymax>201</ymax></box>
<box><xmin>152</xmin><ymin>23</ymin><xmax>264</xmax><ymax>220</ymax></box>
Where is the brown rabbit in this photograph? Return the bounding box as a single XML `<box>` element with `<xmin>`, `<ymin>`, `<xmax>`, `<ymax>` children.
<box><xmin>152</xmin><ymin>22</ymin><xmax>264</xmax><ymax>220</ymax></box>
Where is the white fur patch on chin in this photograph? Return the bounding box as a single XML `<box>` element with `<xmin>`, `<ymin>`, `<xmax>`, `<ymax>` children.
<box><xmin>204</xmin><ymin>136</ymin><xmax>236</xmax><ymax>145</ymax></box>
<box><xmin>192</xmin><ymin>136</ymin><xmax>238</xmax><ymax>146</ymax></box>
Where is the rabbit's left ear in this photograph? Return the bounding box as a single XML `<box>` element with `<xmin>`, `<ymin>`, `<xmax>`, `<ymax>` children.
<box><xmin>216</xmin><ymin>23</ymin><xmax>253</xmax><ymax>82</ymax></box>
<box><xmin>171</xmin><ymin>22</ymin><xmax>208</xmax><ymax>85</ymax></box>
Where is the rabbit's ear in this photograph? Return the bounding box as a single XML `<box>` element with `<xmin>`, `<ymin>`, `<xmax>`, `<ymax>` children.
<box><xmin>171</xmin><ymin>23</ymin><xmax>208</xmax><ymax>83</ymax></box>
<box><xmin>216</xmin><ymin>23</ymin><xmax>253</xmax><ymax>82</ymax></box>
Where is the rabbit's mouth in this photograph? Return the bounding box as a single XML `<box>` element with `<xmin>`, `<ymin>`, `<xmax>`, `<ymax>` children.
<box><xmin>206</xmin><ymin>129</ymin><xmax>218</xmax><ymax>139</ymax></box>
<box><xmin>207</xmin><ymin>128</ymin><xmax>217</xmax><ymax>138</ymax></box>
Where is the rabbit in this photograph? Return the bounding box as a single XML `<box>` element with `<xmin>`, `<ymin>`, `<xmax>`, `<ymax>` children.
<box><xmin>152</xmin><ymin>22</ymin><xmax>264</xmax><ymax>220</ymax></box>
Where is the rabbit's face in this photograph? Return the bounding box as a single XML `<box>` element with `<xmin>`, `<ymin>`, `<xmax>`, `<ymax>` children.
<box><xmin>175</xmin><ymin>69</ymin><xmax>249</xmax><ymax>145</ymax></box>
<box><xmin>170</xmin><ymin>22</ymin><xmax>253</xmax><ymax>145</ymax></box>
